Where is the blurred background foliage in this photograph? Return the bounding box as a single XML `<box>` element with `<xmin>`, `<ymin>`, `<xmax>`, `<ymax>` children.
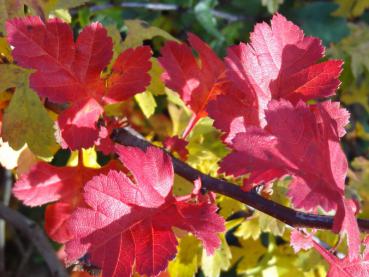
<box><xmin>1</xmin><ymin>0</ymin><xmax>369</xmax><ymax>276</ymax></box>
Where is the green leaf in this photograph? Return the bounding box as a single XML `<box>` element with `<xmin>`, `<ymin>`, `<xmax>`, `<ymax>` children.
<box><xmin>291</xmin><ymin>2</ymin><xmax>349</xmax><ymax>45</ymax></box>
<box><xmin>341</xmin><ymin>78</ymin><xmax>369</xmax><ymax>112</ymax></box>
<box><xmin>261</xmin><ymin>0</ymin><xmax>284</xmax><ymax>14</ymax></box>
<box><xmin>0</xmin><ymin>65</ymin><xmax>58</xmax><ymax>158</ymax></box>
<box><xmin>201</xmin><ymin>235</ymin><xmax>232</xmax><ymax>277</ymax></box>
<box><xmin>194</xmin><ymin>0</ymin><xmax>224</xmax><ymax>41</ymax></box>
<box><xmin>123</xmin><ymin>19</ymin><xmax>178</xmax><ymax>49</ymax></box>
<box><xmin>330</xmin><ymin>23</ymin><xmax>369</xmax><ymax>78</ymax></box>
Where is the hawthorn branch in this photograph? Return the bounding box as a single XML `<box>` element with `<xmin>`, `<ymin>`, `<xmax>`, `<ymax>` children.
<box><xmin>0</xmin><ymin>203</ymin><xmax>68</xmax><ymax>277</ymax></box>
<box><xmin>113</xmin><ymin>127</ymin><xmax>369</xmax><ymax>233</ymax></box>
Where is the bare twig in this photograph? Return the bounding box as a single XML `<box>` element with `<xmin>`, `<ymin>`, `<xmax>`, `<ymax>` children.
<box><xmin>87</xmin><ymin>2</ymin><xmax>250</xmax><ymax>22</ymax></box>
<box><xmin>15</xmin><ymin>244</ymin><xmax>34</xmax><ymax>277</ymax></box>
<box><xmin>0</xmin><ymin>203</ymin><xmax>68</xmax><ymax>277</ymax></box>
<box><xmin>0</xmin><ymin>169</ymin><xmax>12</xmax><ymax>275</ymax></box>
<box><xmin>113</xmin><ymin>127</ymin><xmax>369</xmax><ymax>233</ymax></box>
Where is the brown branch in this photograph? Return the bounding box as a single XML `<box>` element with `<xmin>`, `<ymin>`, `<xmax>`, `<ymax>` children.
<box><xmin>0</xmin><ymin>203</ymin><xmax>68</xmax><ymax>277</ymax></box>
<box><xmin>113</xmin><ymin>127</ymin><xmax>369</xmax><ymax>233</ymax></box>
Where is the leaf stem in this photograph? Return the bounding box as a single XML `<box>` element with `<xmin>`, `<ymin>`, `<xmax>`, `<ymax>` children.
<box><xmin>181</xmin><ymin>114</ymin><xmax>200</xmax><ymax>140</ymax></box>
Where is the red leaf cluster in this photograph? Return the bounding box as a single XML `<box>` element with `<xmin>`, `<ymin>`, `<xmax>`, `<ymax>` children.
<box><xmin>64</xmin><ymin>146</ymin><xmax>224</xmax><ymax>277</ymax></box>
<box><xmin>6</xmin><ymin>16</ymin><xmax>151</xmax><ymax>150</ymax></box>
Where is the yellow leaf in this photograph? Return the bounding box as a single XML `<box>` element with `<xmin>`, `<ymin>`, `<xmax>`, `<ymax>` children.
<box><xmin>218</xmin><ymin>196</ymin><xmax>245</xmax><ymax>218</ymax></box>
<box><xmin>0</xmin><ymin>37</ymin><xmax>12</xmax><ymax>62</ymax></box>
<box><xmin>68</xmin><ymin>148</ymin><xmax>100</xmax><ymax>168</ymax></box>
<box><xmin>168</xmin><ymin>102</ymin><xmax>192</xmax><ymax>137</ymax></box>
<box><xmin>201</xmin><ymin>235</ymin><xmax>232</xmax><ymax>277</ymax></box>
<box><xmin>49</xmin><ymin>9</ymin><xmax>71</xmax><ymax>23</ymax></box>
<box><xmin>134</xmin><ymin>91</ymin><xmax>157</xmax><ymax>118</ymax></box>
<box><xmin>235</xmin><ymin>217</ymin><xmax>261</xmax><ymax>241</ymax></box>
<box><xmin>258</xmin><ymin>211</ymin><xmax>285</xmax><ymax>236</ymax></box>
<box><xmin>172</xmin><ymin>174</ymin><xmax>194</xmax><ymax>197</ymax></box>
<box><xmin>231</xmin><ymin>238</ymin><xmax>267</xmax><ymax>274</ymax></box>
<box><xmin>168</xmin><ymin>235</ymin><xmax>201</xmax><ymax>277</ymax></box>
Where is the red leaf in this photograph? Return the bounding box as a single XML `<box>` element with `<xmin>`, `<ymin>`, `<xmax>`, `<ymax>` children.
<box><xmin>220</xmin><ymin>100</ymin><xmax>348</xmax><ymax>212</ymax></box>
<box><xmin>333</xmin><ymin>199</ymin><xmax>361</xmax><ymax>261</ymax></box>
<box><xmin>57</xmin><ymin>98</ymin><xmax>104</xmax><ymax>150</ymax></box>
<box><xmin>65</xmin><ymin>146</ymin><xmax>224</xmax><ymax>277</ymax></box>
<box><xmin>104</xmin><ymin>46</ymin><xmax>152</xmax><ymax>103</ymax></box>
<box><xmin>13</xmin><ymin>160</ymin><xmax>120</xmax><ymax>242</ymax></box>
<box><xmin>312</xmin><ymin>237</ymin><xmax>369</xmax><ymax>277</ymax></box>
<box><xmin>45</xmin><ymin>202</ymin><xmax>75</xmax><ymax>243</ymax></box>
<box><xmin>159</xmin><ymin>33</ymin><xmax>225</xmax><ymax>121</ymax></box>
<box><xmin>163</xmin><ymin>135</ymin><xmax>189</xmax><ymax>160</ymax></box>
<box><xmin>6</xmin><ymin>17</ymin><xmax>111</xmax><ymax>103</ymax></box>
<box><xmin>208</xmin><ymin>13</ymin><xmax>342</xmax><ymax>141</ymax></box>
<box><xmin>6</xmin><ymin>16</ymin><xmax>152</xmax><ymax>149</ymax></box>
<box><xmin>290</xmin><ymin>230</ymin><xmax>314</xmax><ymax>253</ymax></box>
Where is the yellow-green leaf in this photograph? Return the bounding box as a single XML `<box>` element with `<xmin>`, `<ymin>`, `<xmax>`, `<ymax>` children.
<box><xmin>334</xmin><ymin>0</ymin><xmax>369</xmax><ymax>18</ymax></box>
<box><xmin>106</xmin><ymin>24</ymin><xmax>122</xmax><ymax>70</ymax></box>
<box><xmin>0</xmin><ymin>0</ymin><xmax>23</xmax><ymax>33</ymax></box>
<box><xmin>134</xmin><ymin>91</ymin><xmax>157</xmax><ymax>118</ymax></box>
<box><xmin>41</xmin><ymin>0</ymin><xmax>89</xmax><ymax>16</ymax></box>
<box><xmin>1</xmin><ymin>65</ymin><xmax>58</xmax><ymax>158</ymax></box>
<box><xmin>123</xmin><ymin>19</ymin><xmax>178</xmax><ymax>49</ymax></box>
<box><xmin>147</xmin><ymin>58</ymin><xmax>165</xmax><ymax>96</ymax></box>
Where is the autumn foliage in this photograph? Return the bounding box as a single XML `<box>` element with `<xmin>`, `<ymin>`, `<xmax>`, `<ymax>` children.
<box><xmin>1</xmin><ymin>9</ymin><xmax>369</xmax><ymax>277</ymax></box>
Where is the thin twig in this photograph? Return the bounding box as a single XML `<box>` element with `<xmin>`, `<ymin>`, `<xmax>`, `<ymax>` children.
<box><xmin>0</xmin><ymin>203</ymin><xmax>68</xmax><ymax>277</ymax></box>
<box><xmin>0</xmin><ymin>169</ymin><xmax>12</xmax><ymax>275</ymax></box>
<box><xmin>15</xmin><ymin>244</ymin><xmax>34</xmax><ymax>277</ymax></box>
<box><xmin>113</xmin><ymin>127</ymin><xmax>369</xmax><ymax>233</ymax></box>
<box><xmin>87</xmin><ymin>2</ymin><xmax>250</xmax><ymax>22</ymax></box>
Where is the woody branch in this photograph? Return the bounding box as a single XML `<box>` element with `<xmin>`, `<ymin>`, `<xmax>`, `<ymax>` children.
<box><xmin>113</xmin><ymin>127</ymin><xmax>369</xmax><ymax>233</ymax></box>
